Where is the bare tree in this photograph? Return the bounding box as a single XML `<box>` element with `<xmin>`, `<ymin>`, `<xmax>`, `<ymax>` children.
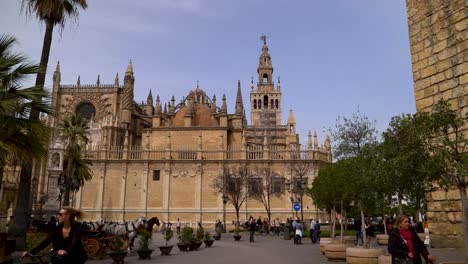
<box><xmin>249</xmin><ymin>164</ymin><xmax>283</xmax><ymax>224</ymax></box>
<box><xmin>213</xmin><ymin>163</ymin><xmax>251</xmax><ymax>224</ymax></box>
<box><xmin>288</xmin><ymin>149</ymin><xmax>312</xmax><ymax>224</ymax></box>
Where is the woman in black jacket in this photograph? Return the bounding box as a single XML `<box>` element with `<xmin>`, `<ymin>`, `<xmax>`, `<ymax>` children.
<box><xmin>24</xmin><ymin>207</ymin><xmax>87</xmax><ymax>264</ymax></box>
<box><xmin>388</xmin><ymin>214</ymin><xmax>436</xmax><ymax>264</ymax></box>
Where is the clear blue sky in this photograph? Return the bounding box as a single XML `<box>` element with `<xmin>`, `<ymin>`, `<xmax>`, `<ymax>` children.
<box><xmin>1</xmin><ymin>0</ymin><xmax>415</xmax><ymax>144</ymax></box>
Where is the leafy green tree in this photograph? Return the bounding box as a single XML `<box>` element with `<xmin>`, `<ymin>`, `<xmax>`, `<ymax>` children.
<box><xmin>59</xmin><ymin>114</ymin><xmax>90</xmax><ymax>206</ymax></box>
<box><xmin>0</xmin><ymin>35</ymin><xmax>51</xmax><ymax>247</ymax></box>
<box><xmin>380</xmin><ymin>113</ymin><xmax>435</xmax><ymax>219</ymax></box>
<box><xmin>329</xmin><ymin>111</ymin><xmax>379</xmax><ymax>246</ymax></box>
<box><xmin>425</xmin><ymin>100</ymin><xmax>467</xmax><ymax>256</ymax></box>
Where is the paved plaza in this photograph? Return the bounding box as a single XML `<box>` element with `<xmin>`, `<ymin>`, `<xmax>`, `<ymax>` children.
<box><xmin>80</xmin><ymin>232</ymin><xmax>465</xmax><ymax>264</ymax></box>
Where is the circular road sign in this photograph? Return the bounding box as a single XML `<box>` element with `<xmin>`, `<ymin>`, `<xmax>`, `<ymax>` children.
<box><xmin>293</xmin><ymin>203</ymin><xmax>300</xmax><ymax>211</ymax></box>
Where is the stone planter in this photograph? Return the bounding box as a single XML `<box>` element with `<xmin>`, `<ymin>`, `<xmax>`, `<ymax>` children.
<box><xmin>203</xmin><ymin>240</ymin><xmax>214</xmax><ymax>247</ymax></box>
<box><xmin>346</xmin><ymin>247</ymin><xmax>383</xmax><ymax>264</ymax></box>
<box><xmin>176</xmin><ymin>243</ymin><xmax>189</xmax><ymax>252</ymax></box>
<box><xmin>343</xmin><ymin>235</ymin><xmax>357</xmax><ymax>246</ymax></box>
<box><xmin>233</xmin><ymin>235</ymin><xmax>242</xmax><ymax>241</ymax></box>
<box><xmin>108</xmin><ymin>251</ymin><xmax>127</xmax><ymax>264</ymax></box>
<box><xmin>136</xmin><ymin>249</ymin><xmax>153</xmax><ymax>259</ymax></box>
<box><xmin>319</xmin><ymin>237</ymin><xmax>335</xmax><ymax>255</ymax></box>
<box><xmin>376</xmin><ymin>234</ymin><xmax>389</xmax><ymax>245</ymax></box>
<box><xmin>324</xmin><ymin>243</ymin><xmax>348</xmax><ymax>261</ymax></box>
<box><xmin>158</xmin><ymin>245</ymin><xmax>173</xmax><ymax>255</ymax></box>
<box><xmin>378</xmin><ymin>255</ymin><xmax>391</xmax><ymax>264</ymax></box>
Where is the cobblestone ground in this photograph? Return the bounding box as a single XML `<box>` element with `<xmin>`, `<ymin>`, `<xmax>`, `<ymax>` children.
<box><xmin>83</xmin><ymin>232</ymin><xmax>465</xmax><ymax>264</ymax></box>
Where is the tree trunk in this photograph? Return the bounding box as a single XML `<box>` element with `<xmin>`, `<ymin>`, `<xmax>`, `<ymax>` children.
<box><xmin>331</xmin><ymin>205</ymin><xmax>336</xmax><ymax>238</ymax></box>
<box><xmin>360</xmin><ymin>203</ymin><xmax>367</xmax><ymax>248</ymax></box>
<box><xmin>9</xmin><ymin>159</ymin><xmax>32</xmax><ymax>249</ymax></box>
<box><xmin>62</xmin><ymin>156</ymin><xmax>73</xmax><ymax>206</ymax></box>
<box><xmin>397</xmin><ymin>193</ymin><xmax>403</xmax><ymax>215</ymax></box>
<box><xmin>35</xmin><ymin>19</ymin><xmax>54</xmax><ymax>90</ymax></box>
<box><xmin>414</xmin><ymin>197</ymin><xmax>421</xmax><ymax>223</ymax></box>
<box><xmin>340</xmin><ymin>200</ymin><xmax>344</xmax><ymax>242</ymax></box>
<box><xmin>458</xmin><ymin>186</ymin><xmax>468</xmax><ymax>263</ymax></box>
<box><xmin>300</xmin><ymin>194</ymin><xmax>304</xmax><ymax>226</ymax></box>
<box><xmin>383</xmin><ymin>215</ymin><xmax>387</xmax><ymax>235</ymax></box>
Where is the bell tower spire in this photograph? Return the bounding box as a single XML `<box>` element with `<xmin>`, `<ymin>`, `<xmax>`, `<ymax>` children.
<box><xmin>250</xmin><ymin>35</ymin><xmax>282</xmax><ymax>127</ymax></box>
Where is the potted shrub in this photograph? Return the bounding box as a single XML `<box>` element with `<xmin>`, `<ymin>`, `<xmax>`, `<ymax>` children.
<box><xmin>108</xmin><ymin>236</ymin><xmax>127</xmax><ymax>264</ymax></box>
<box><xmin>136</xmin><ymin>229</ymin><xmax>154</xmax><ymax>259</ymax></box>
<box><xmin>188</xmin><ymin>227</ymin><xmax>203</xmax><ymax>251</ymax></box>
<box><xmin>177</xmin><ymin>226</ymin><xmax>192</xmax><ymax>252</ymax></box>
<box><xmin>203</xmin><ymin>231</ymin><xmax>214</xmax><ymax>247</ymax></box>
<box><xmin>213</xmin><ymin>226</ymin><xmax>222</xmax><ymax>240</ymax></box>
<box><xmin>233</xmin><ymin>226</ymin><xmax>242</xmax><ymax>241</ymax></box>
<box><xmin>159</xmin><ymin>228</ymin><xmax>174</xmax><ymax>255</ymax></box>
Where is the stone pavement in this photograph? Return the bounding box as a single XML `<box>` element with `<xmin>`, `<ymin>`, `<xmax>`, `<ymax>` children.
<box><xmin>13</xmin><ymin>232</ymin><xmax>466</xmax><ymax>263</ymax></box>
<box><xmin>85</xmin><ymin>232</ymin><xmax>465</xmax><ymax>264</ymax></box>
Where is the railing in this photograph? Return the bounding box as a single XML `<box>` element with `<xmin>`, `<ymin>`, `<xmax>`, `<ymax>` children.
<box><xmin>81</xmin><ymin>145</ymin><xmax>331</xmax><ymax>162</ymax></box>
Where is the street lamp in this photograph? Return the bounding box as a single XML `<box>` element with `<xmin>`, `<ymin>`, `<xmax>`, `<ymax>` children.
<box><xmin>222</xmin><ymin>195</ymin><xmax>228</xmax><ymax>233</ymax></box>
<box><xmin>31</xmin><ymin>177</ymin><xmax>38</xmax><ymax>218</ymax></box>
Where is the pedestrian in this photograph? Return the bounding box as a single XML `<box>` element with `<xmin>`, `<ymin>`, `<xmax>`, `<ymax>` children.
<box><xmin>314</xmin><ymin>220</ymin><xmax>321</xmax><ymax>244</ymax></box>
<box><xmin>23</xmin><ymin>207</ymin><xmax>87</xmax><ymax>264</ymax></box>
<box><xmin>365</xmin><ymin>218</ymin><xmax>376</xmax><ymax>247</ymax></box>
<box><xmin>388</xmin><ymin>214</ymin><xmax>436</xmax><ymax>264</ymax></box>
<box><xmin>248</xmin><ymin>218</ymin><xmax>256</xmax><ymax>242</ymax></box>
<box><xmin>354</xmin><ymin>218</ymin><xmax>363</xmax><ymax>246</ymax></box>
<box><xmin>309</xmin><ymin>219</ymin><xmax>316</xmax><ymax>244</ymax></box>
<box><xmin>423</xmin><ymin>217</ymin><xmax>430</xmax><ymax>247</ymax></box>
<box><xmin>293</xmin><ymin>218</ymin><xmax>303</xmax><ymax>245</ymax></box>
<box><xmin>176</xmin><ymin>218</ymin><xmax>181</xmax><ymax>234</ymax></box>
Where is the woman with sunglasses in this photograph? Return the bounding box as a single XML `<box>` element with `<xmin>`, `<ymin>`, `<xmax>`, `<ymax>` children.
<box><xmin>23</xmin><ymin>207</ymin><xmax>87</xmax><ymax>264</ymax></box>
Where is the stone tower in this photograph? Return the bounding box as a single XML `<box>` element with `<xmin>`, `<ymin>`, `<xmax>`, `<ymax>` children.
<box><xmin>406</xmin><ymin>0</ymin><xmax>467</xmax><ymax>249</ymax></box>
<box><xmin>250</xmin><ymin>35</ymin><xmax>282</xmax><ymax>127</ymax></box>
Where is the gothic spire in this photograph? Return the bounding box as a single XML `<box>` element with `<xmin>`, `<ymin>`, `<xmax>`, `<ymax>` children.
<box><xmin>235</xmin><ymin>80</ymin><xmax>244</xmax><ymax>115</ymax></box>
<box><xmin>114</xmin><ymin>72</ymin><xmax>119</xmax><ymax>86</ymax></box>
<box><xmin>126</xmin><ymin>60</ymin><xmax>133</xmax><ymax>74</ymax></box>
<box><xmin>96</xmin><ymin>74</ymin><xmax>100</xmax><ymax>86</ymax></box>
<box><xmin>221</xmin><ymin>94</ymin><xmax>227</xmax><ymax>114</ymax></box>
<box><xmin>77</xmin><ymin>75</ymin><xmax>81</xmax><ymax>86</ymax></box>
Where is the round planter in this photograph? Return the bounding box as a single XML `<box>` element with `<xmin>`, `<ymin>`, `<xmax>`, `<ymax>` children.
<box><xmin>325</xmin><ymin>243</ymin><xmax>349</xmax><ymax>261</ymax></box>
<box><xmin>319</xmin><ymin>238</ymin><xmax>336</xmax><ymax>255</ymax></box>
<box><xmin>108</xmin><ymin>251</ymin><xmax>127</xmax><ymax>264</ymax></box>
<box><xmin>233</xmin><ymin>235</ymin><xmax>242</xmax><ymax>241</ymax></box>
<box><xmin>346</xmin><ymin>247</ymin><xmax>383</xmax><ymax>264</ymax></box>
<box><xmin>343</xmin><ymin>235</ymin><xmax>357</xmax><ymax>246</ymax></box>
<box><xmin>376</xmin><ymin>234</ymin><xmax>389</xmax><ymax>246</ymax></box>
<box><xmin>378</xmin><ymin>255</ymin><xmax>391</xmax><ymax>264</ymax></box>
<box><xmin>136</xmin><ymin>249</ymin><xmax>153</xmax><ymax>259</ymax></box>
<box><xmin>159</xmin><ymin>245</ymin><xmax>173</xmax><ymax>256</ymax></box>
<box><xmin>176</xmin><ymin>243</ymin><xmax>189</xmax><ymax>252</ymax></box>
<box><xmin>204</xmin><ymin>240</ymin><xmax>214</xmax><ymax>247</ymax></box>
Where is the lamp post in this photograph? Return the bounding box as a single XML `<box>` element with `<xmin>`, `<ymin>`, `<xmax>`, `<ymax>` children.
<box><xmin>222</xmin><ymin>195</ymin><xmax>228</xmax><ymax>233</ymax></box>
<box><xmin>31</xmin><ymin>177</ymin><xmax>38</xmax><ymax>218</ymax></box>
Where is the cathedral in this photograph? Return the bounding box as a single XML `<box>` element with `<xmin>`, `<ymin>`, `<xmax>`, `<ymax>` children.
<box><xmin>3</xmin><ymin>37</ymin><xmax>332</xmax><ymax>225</ymax></box>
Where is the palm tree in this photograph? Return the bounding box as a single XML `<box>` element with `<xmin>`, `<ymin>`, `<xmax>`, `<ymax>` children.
<box><xmin>20</xmin><ymin>0</ymin><xmax>88</xmax><ymax>95</ymax></box>
<box><xmin>59</xmin><ymin>114</ymin><xmax>90</xmax><ymax>206</ymax></box>
<box><xmin>0</xmin><ymin>35</ymin><xmax>51</xmax><ymax>244</ymax></box>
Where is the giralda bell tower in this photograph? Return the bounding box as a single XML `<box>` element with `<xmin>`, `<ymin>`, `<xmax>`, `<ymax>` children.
<box><xmin>250</xmin><ymin>34</ymin><xmax>282</xmax><ymax>127</ymax></box>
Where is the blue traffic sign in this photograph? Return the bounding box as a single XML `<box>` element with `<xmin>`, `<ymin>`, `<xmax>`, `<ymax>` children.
<box><xmin>293</xmin><ymin>203</ymin><xmax>300</xmax><ymax>211</ymax></box>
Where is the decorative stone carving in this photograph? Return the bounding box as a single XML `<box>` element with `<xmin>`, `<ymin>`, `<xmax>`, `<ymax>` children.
<box><xmin>60</xmin><ymin>93</ymin><xmax>111</xmax><ymax>119</ymax></box>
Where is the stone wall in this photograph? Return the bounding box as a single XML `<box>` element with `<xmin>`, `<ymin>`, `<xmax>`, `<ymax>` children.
<box><xmin>406</xmin><ymin>0</ymin><xmax>467</xmax><ymax>248</ymax></box>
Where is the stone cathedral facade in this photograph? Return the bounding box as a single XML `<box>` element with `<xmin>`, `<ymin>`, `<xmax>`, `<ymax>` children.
<box><xmin>36</xmin><ymin>39</ymin><xmax>332</xmax><ymax>223</ymax></box>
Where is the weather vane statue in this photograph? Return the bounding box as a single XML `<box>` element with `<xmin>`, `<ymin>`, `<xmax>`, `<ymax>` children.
<box><xmin>260</xmin><ymin>34</ymin><xmax>268</xmax><ymax>45</ymax></box>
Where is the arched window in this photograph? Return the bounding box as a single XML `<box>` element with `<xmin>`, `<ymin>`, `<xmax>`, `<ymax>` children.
<box><xmin>275</xmin><ymin>99</ymin><xmax>279</xmax><ymax>109</ymax></box>
<box><xmin>263</xmin><ymin>73</ymin><xmax>268</xmax><ymax>83</ymax></box>
<box><xmin>76</xmin><ymin>102</ymin><xmax>96</xmax><ymax>120</ymax></box>
<box><xmin>253</xmin><ymin>100</ymin><xmax>257</xmax><ymax>109</ymax></box>
<box><xmin>263</xmin><ymin>95</ymin><xmax>268</xmax><ymax>108</ymax></box>
<box><xmin>258</xmin><ymin>100</ymin><xmax>262</xmax><ymax>109</ymax></box>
